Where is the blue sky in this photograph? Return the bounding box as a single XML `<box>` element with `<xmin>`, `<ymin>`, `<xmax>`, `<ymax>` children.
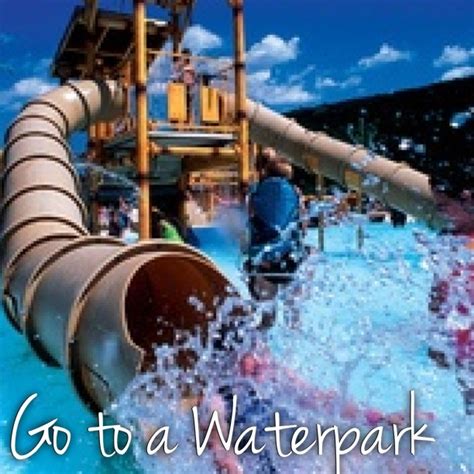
<box><xmin>1</xmin><ymin>0</ymin><xmax>473</xmax><ymax>143</ymax></box>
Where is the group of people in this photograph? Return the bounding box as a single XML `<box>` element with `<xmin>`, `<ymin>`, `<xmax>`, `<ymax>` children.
<box><xmin>99</xmin><ymin>198</ymin><xmax>188</xmax><ymax>244</ymax></box>
<box><xmin>99</xmin><ymin>197</ymin><xmax>137</xmax><ymax>240</ymax></box>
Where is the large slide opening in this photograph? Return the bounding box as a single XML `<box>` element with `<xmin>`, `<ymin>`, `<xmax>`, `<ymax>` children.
<box><xmin>125</xmin><ymin>254</ymin><xmax>230</xmax><ymax>369</ymax></box>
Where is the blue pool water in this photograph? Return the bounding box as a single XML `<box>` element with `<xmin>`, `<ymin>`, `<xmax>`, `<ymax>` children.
<box><xmin>0</xmin><ymin>222</ymin><xmax>471</xmax><ymax>473</ymax></box>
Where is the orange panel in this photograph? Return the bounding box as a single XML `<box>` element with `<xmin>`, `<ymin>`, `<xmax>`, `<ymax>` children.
<box><xmin>200</xmin><ymin>86</ymin><xmax>220</xmax><ymax>124</ymax></box>
<box><xmin>167</xmin><ymin>82</ymin><xmax>187</xmax><ymax>122</ymax></box>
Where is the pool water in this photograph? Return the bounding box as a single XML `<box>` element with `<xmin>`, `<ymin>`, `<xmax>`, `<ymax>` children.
<box><xmin>0</xmin><ymin>221</ymin><xmax>471</xmax><ymax>473</ymax></box>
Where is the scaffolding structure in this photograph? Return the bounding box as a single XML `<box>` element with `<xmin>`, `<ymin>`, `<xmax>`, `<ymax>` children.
<box><xmin>51</xmin><ymin>0</ymin><xmax>250</xmax><ymax>239</ymax></box>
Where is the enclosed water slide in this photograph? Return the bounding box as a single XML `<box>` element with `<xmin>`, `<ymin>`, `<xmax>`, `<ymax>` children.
<box><xmin>241</xmin><ymin>98</ymin><xmax>444</xmax><ymax>229</ymax></box>
<box><xmin>1</xmin><ymin>80</ymin><xmax>442</xmax><ymax>413</ymax></box>
<box><xmin>0</xmin><ymin>80</ymin><xmax>239</xmax><ymax>412</ymax></box>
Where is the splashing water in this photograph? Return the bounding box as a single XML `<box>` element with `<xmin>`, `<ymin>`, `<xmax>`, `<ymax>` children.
<box><xmin>106</xmin><ymin>221</ymin><xmax>473</xmax><ymax>474</ymax></box>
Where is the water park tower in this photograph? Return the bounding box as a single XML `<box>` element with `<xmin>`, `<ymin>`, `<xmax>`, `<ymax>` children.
<box><xmin>50</xmin><ymin>0</ymin><xmax>250</xmax><ymax>238</ymax></box>
<box><xmin>1</xmin><ymin>0</ymin><xmax>450</xmax><ymax>416</ymax></box>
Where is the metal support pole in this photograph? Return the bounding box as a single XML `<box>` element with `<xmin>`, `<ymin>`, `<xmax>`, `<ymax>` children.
<box><xmin>357</xmin><ymin>109</ymin><xmax>366</xmax><ymax>250</ymax></box>
<box><xmin>120</xmin><ymin>61</ymin><xmax>131</xmax><ymax>117</ymax></box>
<box><xmin>134</xmin><ymin>0</ymin><xmax>150</xmax><ymax>239</ymax></box>
<box><xmin>89</xmin><ymin>169</ymin><xmax>100</xmax><ymax>234</ymax></box>
<box><xmin>178</xmin><ymin>173</ymin><xmax>190</xmax><ymax>230</ymax></box>
<box><xmin>171</xmin><ymin>9</ymin><xmax>181</xmax><ymax>55</ymax></box>
<box><xmin>316</xmin><ymin>171</ymin><xmax>325</xmax><ymax>251</ymax></box>
<box><xmin>318</xmin><ymin>211</ymin><xmax>325</xmax><ymax>252</ymax></box>
<box><xmin>232</xmin><ymin>0</ymin><xmax>250</xmax><ymax>189</ymax></box>
<box><xmin>150</xmin><ymin>145</ymin><xmax>238</xmax><ymax>158</ymax></box>
<box><xmin>84</xmin><ymin>0</ymin><xmax>98</xmax><ymax>77</ymax></box>
<box><xmin>356</xmin><ymin>190</ymin><xmax>364</xmax><ymax>250</ymax></box>
<box><xmin>317</xmin><ymin>171</ymin><xmax>324</xmax><ymax>199</ymax></box>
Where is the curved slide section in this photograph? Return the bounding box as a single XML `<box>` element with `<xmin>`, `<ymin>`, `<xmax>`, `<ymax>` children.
<box><xmin>241</xmin><ymin>98</ymin><xmax>444</xmax><ymax>229</ymax></box>
<box><xmin>0</xmin><ymin>80</ymin><xmax>240</xmax><ymax>412</ymax></box>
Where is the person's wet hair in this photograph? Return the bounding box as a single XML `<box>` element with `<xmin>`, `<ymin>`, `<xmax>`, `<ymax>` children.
<box><xmin>265</xmin><ymin>155</ymin><xmax>293</xmax><ymax>179</ymax></box>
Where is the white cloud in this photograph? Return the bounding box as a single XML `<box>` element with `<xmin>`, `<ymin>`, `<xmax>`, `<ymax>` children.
<box><xmin>147</xmin><ymin>26</ymin><xmax>222</xmax><ymax>95</ymax></box>
<box><xmin>247</xmin><ymin>34</ymin><xmax>299</xmax><ymax>69</ymax></box>
<box><xmin>244</xmin><ymin>34</ymin><xmax>312</xmax><ymax>105</ymax></box>
<box><xmin>183</xmin><ymin>25</ymin><xmax>222</xmax><ymax>54</ymax></box>
<box><xmin>315</xmin><ymin>75</ymin><xmax>362</xmax><ymax>89</ymax></box>
<box><xmin>247</xmin><ymin>69</ymin><xmax>317</xmax><ymax>105</ymax></box>
<box><xmin>0</xmin><ymin>77</ymin><xmax>56</xmax><ymax>108</ymax></box>
<box><xmin>148</xmin><ymin>55</ymin><xmax>168</xmax><ymax>84</ymax></box>
<box><xmin>288</xmin><ymin>65</ymin><xmax>315</xmax><ymax>84</ymax></box>
<box><xmin>434</xmin><ymin>45</ymin><xmax>474</xmax><ymax>67</ymax></box>
<box><xmin>13</xmin><ymin>77</ymin><xmax>54</xmax><ymax>96</ymax></box>
<box><xmin>315</xmin><ymin>77</ymin><xmax>337</xmax><ymax>88</ymax></box>
<box><xmin>147</xmin><ymin>42</ymin><xmax>174</xmax><ymax>96</ymax></box>
<box><xmin>148</xmin><ymin>31</ymin><xmax>311</xmax><ymax>107</ymax></box>
<box><xmin>343</xmin><ymin>76</ymin><xmax>362</xmax><ymax>88</ymax></box>
<box><xmin>441</xmin><ymin>66</ymin><xmax>474</xmax><ymax>81</ymax></box>
<box><xmin>248</xmin><ymin>69</ymin><xmax>271</xmax><ymax>83</ymax></box>
<box><xmin>358</xmin><ymin>43</ymin><xmax>411</xmax><ymax>68</ymax></box>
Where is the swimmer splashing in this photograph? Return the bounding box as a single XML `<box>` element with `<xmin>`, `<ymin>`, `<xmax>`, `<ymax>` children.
<box><xmin>244</xmin><ymin>147</ymin><xmax>308</xmax><ymax>304</ymax></box>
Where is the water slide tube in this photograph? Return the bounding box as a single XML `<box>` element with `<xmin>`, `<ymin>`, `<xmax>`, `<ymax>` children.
<box><xmin>1</xmin><ymin>81</ymin><xmax>442</xmax><ymax>413</ymax></box>
<box><xmin>0</xmin><ymin>80</ymin><xmax>240</xmax><ymax>412</ymax></box>
<box><xmin>237</xmin><ymin>98</ymin><xmax>444</xmax><ymax>229</ymax></box>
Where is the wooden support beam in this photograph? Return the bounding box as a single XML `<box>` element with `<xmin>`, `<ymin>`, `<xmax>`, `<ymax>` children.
<box><xmin>134</xmin><ymin>0</ymin><xmax>151</xmax><ymax>239</ymax></box>
<box><xmin>231</xmin><ymin>0</ymin><xmax>250</xmax><ymax>187</ymax></box>
<box><xmin>150</xmin><ymin>145</ymin><xmax>238</xmax><ymax>158</ymax></box>
<box><xmin>84</xmin><ymin>0</ymin><xmax>98</xmax><ymax>32</ymax></box>
<box><xmin>97</xmin><ymin>16</ymin><xmax>130</xmax><ymax>30</ymax></box>
<box><xmin>182</xmin><ymin>156</ymin><xmax>238</xmax><ymax>173</ymax></box>
<box><xmin>114</xmin><ymin>43</ymin><xmax>135</xmax><ymax>76</ymax></box>
<box><xmin>67</xmin><ymin>47</ymin><xmax>127</xmax><ymax>59</ymax></box>
<box><xmin>83</xmin><ymin>0</ymin><xmax>98</xmax><ymax>79</ymax></box>
<box><xmin>95</xmin><ymin>27</ymin><xmax>109</xmax><ymax>53</ymax></box>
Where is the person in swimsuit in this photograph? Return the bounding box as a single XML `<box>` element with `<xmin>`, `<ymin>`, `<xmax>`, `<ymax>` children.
<box><xmin>246</xmin><ymin>148</ymin><xmax>306</xmax><ymax>301</ymax></box>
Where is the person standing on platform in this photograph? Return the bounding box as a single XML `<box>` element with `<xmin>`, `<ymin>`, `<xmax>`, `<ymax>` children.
<box><xmin>177</xmin><ymin>48</ymin><xmax>197</xmax><ymax>124</ymax></box>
